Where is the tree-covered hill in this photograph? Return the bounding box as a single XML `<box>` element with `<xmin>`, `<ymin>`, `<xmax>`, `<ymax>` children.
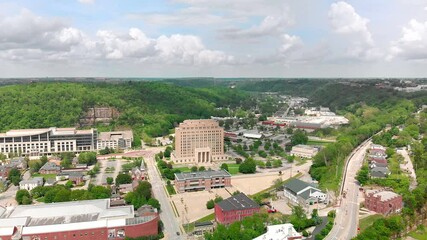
<box><xmin>0</xmin><ymin>82</ymin><xmax>250</xmax><ymax>144</ymax></box>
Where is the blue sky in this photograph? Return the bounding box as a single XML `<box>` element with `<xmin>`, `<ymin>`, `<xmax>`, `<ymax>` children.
<box><xmin>0</xmin><ymin>0</ymin><xmax>427</xmax><ymax>77</ymax></box>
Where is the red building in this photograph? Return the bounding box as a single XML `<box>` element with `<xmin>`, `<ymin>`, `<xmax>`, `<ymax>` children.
<box><xmin>364</xmin><ymin>190</ymin><xmax>403</xmax><ymax>215</ymax></box>
<box><xmin>215</xmin><ymin>193</ymin><xmax>260</xmax><ymax>225</ymax></box>
<box><xmin>0</xmin><ymin>199</ymin><xmax>159</xmax><ymax>240</ymax></box>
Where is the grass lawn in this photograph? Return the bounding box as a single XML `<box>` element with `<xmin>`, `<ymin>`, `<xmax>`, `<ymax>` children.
<box><xmin>408</xmin><ymin>226</ymin><xmax>427</xmax><ymax>240</ymax></box>
<box><xmin>307</xmin><ymin>140</ymin><xmax>331</xmax><ymax>146</ymax></box>
<box><xmin>175</xmin><ymin>167</ymin><xmax>191</xmax><ymax>172</ymax></box>
<box><xmin>32</xmin><ymin>173</ymin><xmax>57</xmax><ymax>180</ymax></box>
<box><xmin>226</xmin><ymin>163</ymin><xmax>240</xmax><ymax>175</ymax></box>
<box><xmin>359</xmin><ymin>214</ymin><xmax>383</xmax><ymax>232</ymax></box>
<box><xmin>184</xmin><ymin>213</ymin><xmax>215</xmax><ymax>233</ymax></box>
<box><xmin>295</xmin><ymin>157</ymin><xmax>308</xmax><ymax>166</ymax></box>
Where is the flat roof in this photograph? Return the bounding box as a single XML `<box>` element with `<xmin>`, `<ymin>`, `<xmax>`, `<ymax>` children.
<box><xmin>175</xmin><ymin>170</ymin><xmax>231</xmax><ymax>181</ymax></box>
<box><xmin>98</xmin><ymin>131</ymin><xmax>133</xmax><ymax>141</ymax></box>
<box><xmin>253</xmin><ymin>224</ymin><xmax>301</xmax><ymax>240</ymax></box>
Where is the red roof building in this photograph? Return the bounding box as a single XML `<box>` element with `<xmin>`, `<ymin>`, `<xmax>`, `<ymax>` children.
<box><xmin>364</xmin><ymin>190</ymin><xmax>403</xmax><ymax>215</ymax></box>
<box><xmin>214</xmin><ymin>193</ymin><xmax>260</xmax><ymax>225</ymax></box>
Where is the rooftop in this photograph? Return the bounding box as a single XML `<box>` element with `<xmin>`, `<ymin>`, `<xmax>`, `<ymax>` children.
<box><xmin>216</xmin><ymin>193</ymin><xmax>259</xmax><ymax>211</ymax></box>
<box><xmin>283</xmin><ymin>178</ymin><xmax>318</xmax><ymax>195</ymax></box>
<box><xmin>366</xmin><ymin>190</ymin><xmax>401</xmax><ymax>202</ymax></box>
<box><xmin>175</xmin><ymin>170</ymin><xmax>231</xmax><ymax>181</ymax></box>
<box><xmin>98</xmin><ymin>130</ymin><xmax>133</xmax><ymax>141</ymax></box>
<box><xmin>253</xmin><ymin>223</ymin><xmax>302</xmax><ymax>240</ymax></box>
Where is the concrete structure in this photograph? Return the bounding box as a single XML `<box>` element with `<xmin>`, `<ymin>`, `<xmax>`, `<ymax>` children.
<box><xmin>19</xmin><ymin>177</ymin><xmax>43</xmax><ymax>191</ymax></box>
<box><xmin>283</xmin><ymin>179</ymin><xmax>327</xmax><ymax>206</ymax></box>
<box><xmin>0</xmin><ymin>127</ymin><xmax>97</xmax><ymax>157</ymax></box>
<box><xmin>193</xmin><ymin>221</ymin><xmax>214</xmax><ymax>236</ymax></box>
<box><xmin>174</xmin><ymin>170</ymin><xmax>231</xmax><ymax>193</ymax></box>
<box><xmin>173</xmin><ymin>119</ymin><xmax>227</xmax><ymax>164</ymax></box>
<box><xmin>97</xmin><ymin>131</ymin><xmax>133</xmax><ymax>150</ymax></box>
<box><xmin>215</xmin><ymin>193</ymin><xmax>260</xmax><ymax>225</ymax></box>
<box><xmin>253</xmin><ymin>223</ymin><xmax>302</xmax><ymax>240</ymax></box>
<box><xmin>364</xmin><ymin>190</ymin><xmax>403</xmax><ymax>215</ymax></box>
<box><xmin>0</xmin><ymin>199</ymin><xmax>159</xmax><ymax>240</ymax></box>
<box><xmin>290</xmin><ymin>145</ymin><xmax>319</xmax><ymax>158</ymax></box>
<box><xmin>39</xmin><ymin>162</ymin><xmax>61</xmax><ymax>174</ymax></box>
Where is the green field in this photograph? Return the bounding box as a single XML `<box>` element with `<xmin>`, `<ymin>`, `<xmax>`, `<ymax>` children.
<box><xmin>175</xmin><ymin>167</ymin><xmax>191</xmax><ymax>172</ymax></box>
<box><xmin>359</xmin><ymin>214</ymin><xmax>383</xmax><ymax>232</ymax></box>
<box><xmin>307</xmin><ymin>140</ymin><xmax>331</xmax><ymax>146</ymax></box>
<box><xmin>226</xmin><ymin>163</ymin><xmax>240</xmax><ymax>175</ymax></box>
<box><xmin>408</xmin><ymin>225</ymin><xmax>427</xmax><ymax>240</ymax></box>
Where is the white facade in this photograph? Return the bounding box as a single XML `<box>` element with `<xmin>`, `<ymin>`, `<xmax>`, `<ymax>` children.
<box><xmin>253</xmin><ymin>224</ymin><xmax>302</xmax><ymax>240</ymax></box>
<box><xmin>97</xmin><ymin>131</ymin><xmax>133</xmax><ymax>150</ymax></box>
<box><xmin>290</xmin><ymin>145</ymin><xmax>319</xmax><ymax>158</ymax></box>
<box><xmin>0</xmin><ymin>127</ymin><xmax>97</xmax><ymax>157</ymax></box>
<box><xmin>19</xmin><ymin>177</ymin><xmax>43</xmax><ymax>191</ymax></box>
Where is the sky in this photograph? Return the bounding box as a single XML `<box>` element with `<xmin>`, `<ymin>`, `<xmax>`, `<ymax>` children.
<box><xmin>1</xmin><ymin>0</ymin><xmax>427</xmax><ymax>78</ymax></box>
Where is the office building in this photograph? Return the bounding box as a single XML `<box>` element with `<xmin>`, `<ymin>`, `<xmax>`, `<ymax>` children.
<box><xmin>172</xmin><ymin>119</ymin><xmax>227</xmax><ymax>164</ymax></box>
<box><xmin>97</xmin><ymin>131</ymin><xmax>133</xmax><ymax>150</ymax></box>
<box><xmin>174</xmin><ymin>170</ymin><xmax>231</xmax><ymax>193</ymax></box>
<box><xmin>0</xmin><ymin>127</ymin><xmax>97</xmax><ymax>157</ymax></box>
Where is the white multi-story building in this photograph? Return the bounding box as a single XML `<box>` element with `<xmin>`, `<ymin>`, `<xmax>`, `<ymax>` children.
<box><xmin>0</xmin><ymin>127</ymin><xmax>97</xmax><ymax>157</ymax></box>
<box><xmin>97</xmin><ymin>131</ymin><xmax>133</xmax><ymax>150</ymax></box>
<box><xmin>19</xmin><ymin>177</ymin><xmax>43</xmax><ymax>191</ymax></box>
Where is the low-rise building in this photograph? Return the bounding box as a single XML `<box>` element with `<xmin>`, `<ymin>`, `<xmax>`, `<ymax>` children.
<box><xmin>370</xmin><ymin>167</ymin><xmax>390</xmax><ymax>178</ymax></box>
<box><xmin>253</xmin><ymin>223</ymin><xmax>302</xmax><ymax>240</ymax></box>
<box><xmin>174</xmin><ymin>170</ymin><xmax>231</xmax><ymax>193</ymax></box>
<box><xmin>364</xmin><ymin>190</ymin><xmax>403</xmax><ymax>215</ymax></box>
<box><xmin>130</xmin><ymin>167</ymin><xmax>146</xmax><ymax>181</ymax></box>
<box><xmin>0</xmin><ymin>199</ymin><xmax>159</xmax><ymax>240</ymax></box>
<box><xmin>215</xmin><ymin>193</ymin><xmax>260</xmax><ymax>225</ymax></box>
<box><xmin>0</xmin><ymin>166</ymin><xmax>10</xmax><ymax>180</ymax></box>
<box><xmin>39</xmin><ymin>162</ymin><xmax>61</xmax><ymax>174</ymax></box>
<box><xmin>283</xmin><ymin>179</ymin><xmax>327</xmax><ymax>206</ymax></box>
<box><xmin>290</xmin><ymin>145</ymin><xmax>319</xmax><ymax>158</ymax></box>
<box><xmin>97</xmin><ymin>131</ymin><xmax>133</xmax><ymax>150</ymax></box>
<box><xmin>193</xmin><ymin>221</ymin><xmax>214</xmax><ymax>236</ymax></box>
<box><xmin>56</xmin><ymin>171</ymin><xmax>84</xmax><ymax>185</ymax></box>
<box><xmin>19</xmin><ymin>177</ymin><xmax>44</xmax><ymax>191</ymax></box>
<box><xmin>368</xmin><ymin>155</ymin><xmax>387</xmax><ymax>164</ymax></box>
<box><xmin>9</xmin><ymin>157</ymin><xmax>27</xmax><ymax>170</ymax></box>
<box><xmin>369</xmin><ymin>162</ymin><xmax>388</xmax><ymax>169</ymax></box>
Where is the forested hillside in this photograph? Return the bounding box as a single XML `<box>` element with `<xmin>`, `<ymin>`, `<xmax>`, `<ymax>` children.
<box><xmin>0</xmin><ymin>82</ymin><xmax>249</xmax><ymax>145</ymax></box>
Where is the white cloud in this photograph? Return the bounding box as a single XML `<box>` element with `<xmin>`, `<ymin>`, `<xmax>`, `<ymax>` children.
<box><xmin>388</xmin><ymin>19</ymin><xmax>427</xmax><ymax>60</ymax></box>
<box><xmin>329</xmin><ymin>1</ymin><xmax>373</xmax><ymax>45</ymax></box>
<box><xmin>78</xmin><ymin>0</ymin><xmax>95</xmax><ymax>4</ymax></box>
<box><xmin>279</xmin><ymin>34</ymin><xmax>302</xmax><ymax>54</ymax></box>
<box><xmin>328</xmin><ymin>1</ymin><xmax>381</xmax><ymax>61</ymax></box>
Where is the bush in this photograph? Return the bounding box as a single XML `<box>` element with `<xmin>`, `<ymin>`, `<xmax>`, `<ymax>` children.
<box><xmin>16</xmin><ymin>189</ymin><xmax>31</xmax><ymax>205</ymax></box>
<box><xmin>106</xmin><ymin>177</ymin><xmax>114</xmax><ymax>185</ymax></box>
<box><xmin>220</xmin><ymin>163</ymin><xmax>229</xmax><ymax>171</ymax></box>
<box><xmin>206</xmin><ymin>199</ymin><xmax>215</xmax><ymax>209</ymax></box>
<box><xmin>199</xmin><ymin>166</ymin><xmax>206</xmax><ymax>171</ymax></box>
<box><xmin>239</xmin><ymin>158</ymin><xmax>256</xmax><ymax>174</ymax></box>
<box><xmin>116</xmin><ymin>173</ymin><xmax>132</xmax><ymax>185</ymax></box>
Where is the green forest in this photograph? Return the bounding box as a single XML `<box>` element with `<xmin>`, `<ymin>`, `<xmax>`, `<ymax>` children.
<box><xmin>0</xmin><ymin>81</ymin><xmax>249</xmax><ymax>145</ymax></box>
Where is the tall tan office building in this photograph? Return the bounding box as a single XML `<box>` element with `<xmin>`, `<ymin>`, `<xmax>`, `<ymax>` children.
<box><xmin>173</xmin><ymin>119</ymin><xmax>227</xmax><ymax>164</ymax></box>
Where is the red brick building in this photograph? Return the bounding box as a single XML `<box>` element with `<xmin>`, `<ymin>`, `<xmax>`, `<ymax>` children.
<box><xmin>0</xmin><ymin>199</ymin><xmax>159</xmax><ymax>240</ymax></box>
<box><xmin>215</xmin><ymin>193</ymin><xmax>260</xmax><ymax>225</ymax></box>
<box><xmin>364</xmin><ymin>190</ymin><xmax>403</xmax><ymax>215</ymax></box>
<box><xmin>174</xmin><ymin>170</ymin><xmax>231</xmax><ymax>193</ymax></box>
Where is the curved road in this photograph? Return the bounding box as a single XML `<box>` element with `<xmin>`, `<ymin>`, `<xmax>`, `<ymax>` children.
<box><xmin>326</xmin><ymin>139</ymin><xmax>372</xmax><ymax>240</ymax></box>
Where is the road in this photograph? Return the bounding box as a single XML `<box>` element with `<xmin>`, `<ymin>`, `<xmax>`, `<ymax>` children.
<box><xmin>326</xmin><ymin>139</ymin><xmax>372</xmax><ymax>240</ymax></box>
<box><xmin>0</xmin><ymin>170</ymin><xmax>31</xmax><ymax>207</ymax></box>
<box><xmin>145</xmin><ymin>150</ymin><xmax>184</xmax><ymax>240</ymax></box>
<box><xmin>397</xmin><ymin>149</ymin><xmax>417</xmax><ymax>190</ymax></box>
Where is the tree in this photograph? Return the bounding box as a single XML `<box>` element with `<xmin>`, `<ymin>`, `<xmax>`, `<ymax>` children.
<box><xmin>291</xmin><ymin>130</ymin><xmax>308</xmax><ymax>146</ymax></box>
<box><xmin>239</xmin><ymin>158</ymin><xmax>256</xmax><ymax>174</ymax></box>
<box><xmin>147</xmin><ymin>198</ymin><xmax>161</xmax><ymax>210</ymax></box>
<box><xmin>235</xmin><ymin>158</ymin><xmax>242</xmax><ymax>164</ymax></box>
<box><xmin>78</xmin><ymin>152</ymin><xmax>97</xmax><ymax>165</ymax></box>
<box><xmin>16</xmin><ymin>189</ymin><xmax>31</xmax><ymax>205</ymax></box>
<box><xmin>199</xmin><ymin>166</ymin><xmax>206</xmax><ymax>171</ymax></box>
<box><xmin>220</xmin><ymin>163</ymin><xmax>229</xmax><ymax>171</ymax></box>
<box><xmin>206</xmin><ymin>199</ymin><xmax>215</xmax><ymax>209</ymax></box>
<box><xmin>356</xmin><ymin>165</ymin><xmax>370</xmax><ymax>185</ymax></box>
<box><xmin>54</xmin><ymin>189</ymin><xmax>71</xmax><ymax>202</ymax></box>
<box><xmin>115</xmin><ymin>173</ymin><xmax>132</xmax><ymax>185</ymax></box>
<box><xmin>89</xmin><ymin>185</ymin><xmax>111</xmax><ymax>199</ymax></box>
<box><xmin>106</xmin><ymin>177</ymin><xmax>114</xmax><ymax>185</ymax></box>
<box><xmin>266</xmin><ymin>160</ymin><xmax>272</xmax><ymax>168</ymax></box>
<box><xmin>164</xmin><ymin>146</ymin><xmax>172</xmax><ymax>158</ymax></box>
<box><xmin>65</xmin><ymin>180</ymin><xmax>74</xmax><ymax>189</ymax></box>
<box><xmin>191</xmin><ymin>166</ymin><xmax>198</xmax><ymax>172</ymax></box>
<box><xmin>8</xmin><ymin>168</ymin><xmax>21</xmax><ymax>186</ymax></box>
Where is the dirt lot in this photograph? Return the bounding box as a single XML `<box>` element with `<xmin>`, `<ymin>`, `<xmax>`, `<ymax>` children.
<box><xmin>171</xmin><ymin>187</ymin><xmax>236</xmax><ymax>223</ymax></box>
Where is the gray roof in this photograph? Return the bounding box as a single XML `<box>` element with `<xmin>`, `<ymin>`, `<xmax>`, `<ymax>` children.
<box><xmin>40</xmin><ymin>162</ymin><xmax>60</xmax><ymax>171</ymax></box>
<box><xmin>283</xmin><ymin>179</ymin><xmax>315</xmax><ymax>195</ymax></box>
<box><xmin>370</xmin><ymin>162</ymin><xmax>388</xmax><ymax>168</ymax></box>
<box><xmin>175</xmin><ymin>170</ymin><xmax>231</xmax><ymax>181</ymax></box>
<box><xmin>370</xmin><ymin>167</ymin><xmax>390</xmax><ymax>178</ymax></box>
<box><xmin>216</xmin><ymin>193</ymin><xmax>259</xmax><ymax>211</ymax></box>
<box><xmin>20</xmin><ymin>177</ymin><xmax>43</xmax><ymax>185</ymax></box>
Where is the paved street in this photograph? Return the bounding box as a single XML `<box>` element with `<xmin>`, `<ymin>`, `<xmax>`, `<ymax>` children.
<box><xmin>397</xmin><ymin>149</ymin><xmax>417</xmax><ymax>190</ymax></box>
<box><xmin>326</xmin><ymin>139</ymin><xmax>371</xmax><ymax>240</ymax></box>
<box><xmin>145</xmin><ymin>149</ymin><xmax>184</xmax><ymax>240</ymax></box>
<box><xmin>0</xmin><ymin>170</ymin><xmax>30</xmax><ymax>207</ymax></box>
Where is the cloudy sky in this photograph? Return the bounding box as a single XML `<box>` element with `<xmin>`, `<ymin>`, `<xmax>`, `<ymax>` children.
<box><xmin>1</xmin><ymin>0</ymin><xmax>427</xmax><ymax>77</ymax></box>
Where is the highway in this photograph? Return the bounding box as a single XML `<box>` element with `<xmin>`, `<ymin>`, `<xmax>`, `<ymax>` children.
<box><xmin>145</xmin><ymin>151</ymin><xmax>184</xmax><ymax>240</ymax></box>
<box><xmin>326</xmin><ymin>139</ymin><xmax>372</xmax><ymax>240</ymax></box>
